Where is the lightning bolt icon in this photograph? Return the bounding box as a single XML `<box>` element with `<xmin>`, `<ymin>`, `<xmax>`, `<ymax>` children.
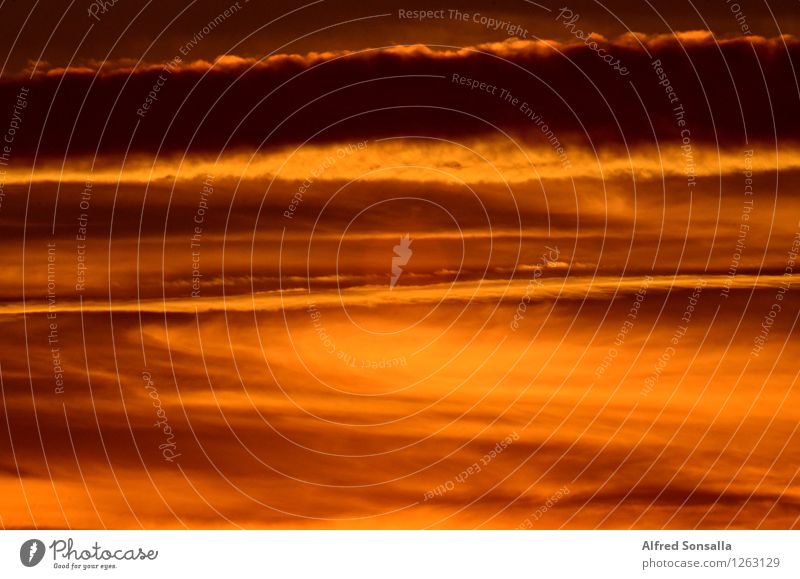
<box><xmin>390</xmin><ymin>234</ymin><xmax>413</xmax><ymax>289</ymax></box>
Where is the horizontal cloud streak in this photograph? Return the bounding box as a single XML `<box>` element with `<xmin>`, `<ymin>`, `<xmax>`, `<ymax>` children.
<box><xmin>1</xmin><ymin>33</ymin><xmax>798</xmax><ymax>160</ymax></box>
<box><xmin>0</xmin><ymin>274</ymin><xmax>793</xmax><ymax>316</ymax></box>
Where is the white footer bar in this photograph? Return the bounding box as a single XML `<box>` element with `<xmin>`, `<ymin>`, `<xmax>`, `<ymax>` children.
<box><xmin>1</xmin><ymin>530</ymin><xmax>797</xmax><ymax>578</ymax></box>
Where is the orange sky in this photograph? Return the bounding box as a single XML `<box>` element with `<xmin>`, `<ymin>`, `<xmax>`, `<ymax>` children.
<box><xmin>1</xmin><ymin>1</ymin><xmax>799</xmax><ymax>530</ymax></box>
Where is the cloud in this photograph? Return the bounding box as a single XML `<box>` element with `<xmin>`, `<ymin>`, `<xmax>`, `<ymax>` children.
<box><xmin>2</xmin><ymin>33</ymin><xmax>798</xmax><ymax>160</ymax></box>
<box><xmin>0</xmin><ymin>274</ymin><xmax>793</xmax><ymax>316</ymax></box>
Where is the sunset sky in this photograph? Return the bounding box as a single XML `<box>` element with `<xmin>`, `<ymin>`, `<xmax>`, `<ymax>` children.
<box><xmin>0</xmin><ymin>0</ymin><xmax>799</xmax><ymax>529</ymax></box>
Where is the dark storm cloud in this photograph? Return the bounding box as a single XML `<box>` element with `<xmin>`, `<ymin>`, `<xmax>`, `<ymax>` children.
<box><xmin>2</xmin><ymin>0</ymin><xmax>800</xmax><ymax>74</ymax></box>
<box><xmin>0</xmin><ymin>34</ymin><xmax>798</xmax><ymax>158</ymax></box>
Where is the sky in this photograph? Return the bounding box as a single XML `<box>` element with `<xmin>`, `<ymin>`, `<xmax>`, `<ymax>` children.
<box><xmin>0</xmin><ymin>0</ymin><xmax>798</xmax><ymax>529</ymax></box>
